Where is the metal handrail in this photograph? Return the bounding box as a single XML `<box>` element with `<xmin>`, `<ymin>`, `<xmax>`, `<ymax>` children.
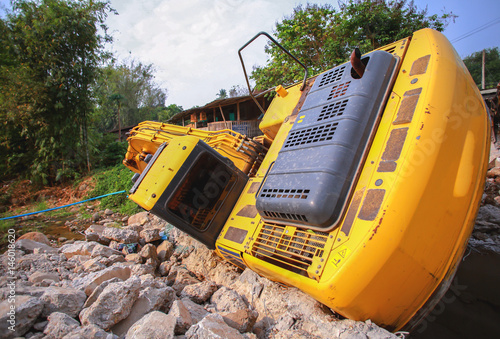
<box><xmin>238</xmin><ymin>31</ymin><xmax>309</xmax><ymax>115</ymax></box>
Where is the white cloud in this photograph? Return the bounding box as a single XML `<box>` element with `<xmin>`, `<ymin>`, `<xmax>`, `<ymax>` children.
<box><xmin>106</xmin><ymin>0</ymin><xmax>311</xmax><ymax>109</ymax></box>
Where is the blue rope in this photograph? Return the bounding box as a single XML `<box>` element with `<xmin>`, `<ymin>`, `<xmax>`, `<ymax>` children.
<box><xmin>0</xmin><ymin>190</ymin><xmax>127</xmax><ymax>221</ymax></box>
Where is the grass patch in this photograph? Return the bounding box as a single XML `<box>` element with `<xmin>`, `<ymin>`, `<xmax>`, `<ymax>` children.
<box><xmin>87</xmin><ymin>164</ymin><xmax>140</xmax><ymax>215</ymax></box>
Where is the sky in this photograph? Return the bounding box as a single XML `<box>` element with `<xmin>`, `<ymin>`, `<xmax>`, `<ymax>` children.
<box><xmin>1</xmin><ymin>0</ymin><xmax>500</xmax><ymax>109</ymax></box>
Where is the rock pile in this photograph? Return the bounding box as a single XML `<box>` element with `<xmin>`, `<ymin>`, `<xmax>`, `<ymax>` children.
<box><xmin>1</xmin><ymin>211</ymin><xmax>399</xmax><ymax>339</ymax></box>
<box><xmin>471</xmin><ymin>159</ymin><xmax>500</xmax><ymax>254</ymax></box>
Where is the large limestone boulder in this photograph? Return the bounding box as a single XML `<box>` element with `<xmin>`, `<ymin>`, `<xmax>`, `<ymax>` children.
<box><xmin>111</xmin><ymin>284</ymin><xmax>176</xmax><ymax>336</ymax></box>
<box><xmin>71</xmin><ymin>264</ymin><xmax>131</xmax><ymax>296</ymax></box>
<box><xmin>79</xmin><ymin>276</ymin><xmax>142</xmax><ymax>330</ymax></box>
<box><xmin>125</xmin><ymin>311</ymin><xmax>176</xmax><ymax>339</ymax></box>
<box><xmin>59</xmin><ymin>241</ymin><xmax>98</xmax><ymax>259</ymax></box>
<box><xmin>127</xmin><ymin>211</ymin><xmax>151</xmax><ymax>226</ymax></box>
<box><xmin>18</xmin><ymin>232</ymin><xmax>51</xmax><ymax>246</ymax></box>
<box><xmin>40</xmin><ymin>286</ymin><xmax>87</xmax><ymax>317</ymax></box>
<box><xmin>185</xmin><ymin>313</ymin><xmax>246</xmax><ymax>339</ymax></box>
<box><xmin>102</xmin><ymin>227</ymin><xmax>140</xmax><ymax>244</ymax></box>
<box><xmin>90</xmin><ymin>243</ymin><xmax>123</xmax><ymax>258</ymax></box>
<box><xmin>181</xmin><ymin>280</ymin><xmax>218</xmax><ymax>304</ymax></box>
<box><xmin>0</xmin><ymin>295</ymin><xmax>44</xmax><ymax>338</ymax></box>
<box><xmin>210</xmin><ymin>286</ymin><xmax>257</xmax><ymax>333</ymax></box>
<box><xmin>15</xmin><ymin>239</ymin><xmax>56</xmax><ymax>254</ymax></box>
<box><xmin>43</xmin><ymin>312</ymin><xmax>80</xmax><ymax>339</ymax></box>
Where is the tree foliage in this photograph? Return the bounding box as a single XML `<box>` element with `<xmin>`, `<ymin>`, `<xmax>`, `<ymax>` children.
<box><xmin>92</xmin><ymin>59</ymin><xmax>168</xmax><ymax>133</ymax></box>
<box><xmin>0</xmin><ymin>0</ymin><xmax>113</xmax><ymax>184</ymax></box>
<box><xmin>463</xmin><ymin>48</ymin><xmax>500</xmax><ymax>90</ymax></box>
<box><xmin>251</xmin><ymin>0</ymin><xmax>456</xmax><ymax>91</ymax></box>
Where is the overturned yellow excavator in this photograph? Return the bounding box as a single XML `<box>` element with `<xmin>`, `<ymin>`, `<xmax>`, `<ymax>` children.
<box><xmin>123</xmin><ymin>29</ymin><xmax>490</xmax><ymax>331</ymax></box>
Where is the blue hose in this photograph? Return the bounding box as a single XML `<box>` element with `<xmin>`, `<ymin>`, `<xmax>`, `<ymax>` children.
<box><xmin>0</xmin><ymin>190</ymin><xmax>127</xmax><ymax>221</ymax></box>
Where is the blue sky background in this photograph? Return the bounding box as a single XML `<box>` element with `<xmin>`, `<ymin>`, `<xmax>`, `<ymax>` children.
<box><xmin>1</xmin><ymin>0</ymin><xmax>499</xmax><ymax>107</ymax></box>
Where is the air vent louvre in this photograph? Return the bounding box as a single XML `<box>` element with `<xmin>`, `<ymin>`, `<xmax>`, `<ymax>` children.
<box><xmin>318</xmin><ymin>66</ymin><xmax>346</xmax><ymax>88</ymax></box>
<box><xmin>251</xmin><ymin>223</ymin><xmax>329</xmax><ymax>277</ymax></box>
<box><xmin>263</xmin><ymin>211</ymin><xmax>308</xmax><ymax>222</ymax></box>
<box><xmin>260</xmin><ymin>188</ymin><xmax>310</xmax><ymax>199</ymax></box>
<box><xmin>284</xmin><ymin>123</ymin><xmax>338</xmax><ymax>148</ymax></box>
<box><xmin>318</xmin><ymin>99</ymin><xmax>349</xmax><ymax>122</ymax></box>
<box><xmin>327</xmin><ymin>81</ymin><xmax>351</xmax><ymax>100</ymax></box>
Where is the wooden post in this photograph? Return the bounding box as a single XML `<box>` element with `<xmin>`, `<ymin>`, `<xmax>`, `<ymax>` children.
<box><xmin>237</xmin><ymin>102</ymin><xmax>241</xmax><ymax>121</ymax></box>
<box><xmin>219</xmin><ymin>105</ymin><xmax>228</xmax><ymax>129</ymax></box>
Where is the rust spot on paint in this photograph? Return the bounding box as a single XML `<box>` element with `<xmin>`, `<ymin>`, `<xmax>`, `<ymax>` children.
<box><xmin>358</xmin><ymin>189</ymin><xmax>386</xmax><ymax>221</ymax></box>
<box><xmin>247</xmin><ymin>181</ymin><xmax>261</xmax><ymax>194</ymax></box>
<box><xmin>377</xmin><ymin>161</ymin><xmax>397</xmax><ymax>173</ymax></box>
<box><xmin>340</xmin><ymin>188</ymin><xmax>365</xmax><ymax>236</ymax></box>
<box><xmin>410</xmin><ymin>55</ymin><xmax>431</xmax><ymax>76</ymax></box>
<box><xmin>224</xmin><ymin>226</ymin><xmax>248</xmax><ymax>244</ymax></box>
<box><xmin>393</xmin><ymin>88</ymin><xmax>422</xmax><ymax>125</ymax></box>
<box><xmin>236</xmin><ymin>205</ymin><xmax>258</xmax><ymax>219</ymax></box>
<box><xmin>381</xmin><ymin>128</ymin><xmax>408</xmax><ymax>161</ymax></box>
<box><xmin>369</xmin><ymin>212</ymin><xmax>385</xmax><ymax>241</ymax></box>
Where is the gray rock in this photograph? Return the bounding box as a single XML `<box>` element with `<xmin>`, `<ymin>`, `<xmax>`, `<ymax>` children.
<box><xmin>125</xmin><ymin>253</ymin><xmax>143</xmax><ymax>264</ymax></box>
<box><xmin>71</xmin><ymin>264</ymin><xmax>131</xmax><ymax>296</ymax></box>
<box><xmin>210</xmin><ymin>286</ymin><xmax>257</xmax><ymax>333</ymax></box>
<box><xmin>111</xmin><ymin>285</ymin><xmax>176</xmax><ymax>336</ymax></box>
<box><xmin>170</xmin><ymin>267</ymin><xmax>200</xmax><ymax>295</ymax></box>
<box><xmin>59</xmin><ymin>241</ymin><xmax>98</xmax><ymax>259</ymax></box>
<box><xmin>0</xmin><ymin>295</ymin><xmax>43</xmax><ymax>338</ymax></box>
<box><xmin>109</xmin><ymin>254</ymin><xmax>126</xmax><ymax>263</ymax></box>
<box><xmin>105</xmin><ymin>208</ymin><xmax>114</xmax><ymax>215</ymax></box>
<box><xmin>130</xmin><ymin>263</ymin><xmax>156</xmax><ymax>277</ymax></box>
<box><xmin>15</xmin><ymin>239</ymin><xmax>57</xmax><ymax>254</ymax></box>
<box><xmin>185</xmin><ymin>313</ymin><xmax>245</xmax><ymax>339</ymax></box>
<box><xmin>138</xmin><ymin>243</ymin><xmax>158</xmax><ymax>261</ymax></box>
<box><xmin>43</xmin><ymin>312</ymin><xmax>80</xmax><ymax>339</ymax></box>
<box><xmin>158</xmin><ymin>261</ymin><xmax>174</xmax><ymax>276</ymax></box>
<box><xmin>181</xmin><ymin>280</ymin><xmax>218</xmax><ymax>304</ymax></box>
<box><xmin>125</xmin><ymin>310</ymin><xmax>176</xmax><ymax>339</ymax></box>
<box><xmin>181</xmin><ymin>298</ymin><xmax>209</xmax><ymax>324</ymax></box>
<box><xmin>28</xmin><ymin>271</ymin><xmax>60</xmax><ymax>284</ymax></box>
<box><xmin>82</xmin><ymin>258</ymin><xmax>107</xmax><ymax>272</ymax></box>
<box><xmin>92</xmin><ymin>212</ymin><xmax>101</xmax><ymax>222</ymax></box>
<box><xmin>85</xmin><ymin>232</ymin><xmax>100</xmax><ymax>242</ymax></box>
<box><xmin>157</xmin><ymin>240</ymin><xmax>174</xmax><ymax>262</ymax></box>
<box><xmin>140</xmin><ymin>228</ymin><xmax>161</xmax><ymax>243</ymax></box>
<box><xmin>127</xmin><ymin>211</ymin><xmax>151</xmax><ymax>226</ymax></box>
<box><xmin>168</xmin><ymin>299</ymin><xmax>193</xmax><ymax>334</ymax></box>
<box><xmin>79</xmin><ymin>276</ymin><xmax>142</xmax><ymax>330</ymax></box>
<box><xmin>91</xmin><ymin>244</ymin><xmax>123</xmax><ymax>258</ymax></box>
<box><xmin>102</xmin><ymin>227</ymin><xmax>139</xmax><ymax>244</ymax></box>
<box><xmin>40</xmin><ymin>286</ymin><xmax>87</xmax><ymax>317</ymax></box>
<box><xmin>63</xmin><ymin>323</ymin><xmax>115</xmax><ymax>339</ymax></box>
<box><xmin>83</xmin><ymin>277</ymin><xmax>122</xmax><ymax>309</ymax></box>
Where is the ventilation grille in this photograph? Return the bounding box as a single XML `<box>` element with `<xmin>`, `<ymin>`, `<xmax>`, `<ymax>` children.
<box><xmin>318</xmin><ymin>99</ymin><xmax>349</xmax><ymax>122</ymax></box>
<box><xmin>263</xmin><ymin>211</ymin><xmax>308</xmax><ymax>222</ymax></box>
<box><xmin>318</xmin><ymin>66</ymin><xmax>346</xmax><ymax>88</ymax></box>
<box><xmin>251</xmin><ymin>223</ymin><xmax>329</xmax><ymax>277</ymax></box>
<box><xmin>327</xmin><ymin>81</ymin><xmax>351</xmax><ymax>100</ymax></box>
<box><xmin>260</xmin><ymin>188</ymin><xmax>310</xmax><ymax>199</ymax></box>
<box><xmin>284</xmin><ymin>123</ymin><xmax>338</xmax><ymax>148</ymax></box>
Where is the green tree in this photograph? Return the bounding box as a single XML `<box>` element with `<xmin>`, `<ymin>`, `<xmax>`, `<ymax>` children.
<box><xmin>463</xmin><ymin>48</ymin><xmax>500</xmax><ymax>90</ymax></box>
<box><xmin>0</xmin><ymin>0</ymin><xmax>113</xmax><ymax>184</ymax></box>
<box><xmin>92</xmin><ymin>59</ymin><xmax>167</xmax><ymax>133</ymax></box>
<box><xmin>158</xmin><ymin>103</ymin><xmax>183</xmax><ymax>122</ymax></box>
<box><xmin>216</xmin><ymin>88</ymin><xmax>228</xmax><ymax>99</ymax></box>
<box><xmin>251</xmin><ymin>0</ymin><xmax>455</xmax><ymax>91</ymax></box>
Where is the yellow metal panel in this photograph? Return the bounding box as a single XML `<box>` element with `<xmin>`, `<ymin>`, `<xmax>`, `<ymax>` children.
<box><xmin>259</xmin><ymin>83</ymin><xmax>303</xmax><ymax>140</ymax></box>
<box><xmin>128</xmin><ymin>136</ymin><xmax>199</xmax><ymax>210</ymax></box>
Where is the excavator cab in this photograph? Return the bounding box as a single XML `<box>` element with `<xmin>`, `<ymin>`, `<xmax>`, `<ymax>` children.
<box><xmin>128</xmin><ymin>135</ymin><xmax>248</xmax><ymax>248</ymax></box>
